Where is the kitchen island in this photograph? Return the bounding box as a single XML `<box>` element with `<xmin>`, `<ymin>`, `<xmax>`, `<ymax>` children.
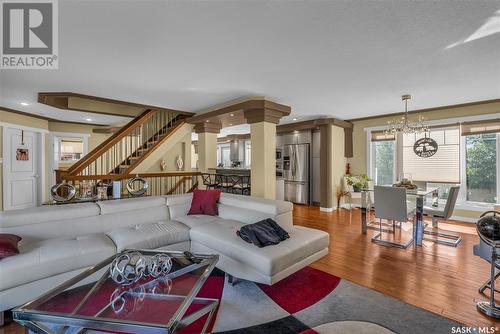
<box><xmin>208</xmin><ymin>168</ymin><xmax>251</xmax><ymax>176</ymax></box>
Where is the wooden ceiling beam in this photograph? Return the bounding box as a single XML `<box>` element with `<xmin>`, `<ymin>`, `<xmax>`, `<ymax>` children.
<box><xmin>187</xmin><ymin>98</ymin><xmax>291</xmax><ymax>127</ymax></box>
<box><xmin>38</xmin><ymin>92</ymin><xmax>194</xmax><ymax>117</ymax></box>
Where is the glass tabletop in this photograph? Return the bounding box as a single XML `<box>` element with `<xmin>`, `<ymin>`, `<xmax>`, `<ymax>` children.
<box><xmin>360</xmin><ymin>186</ymin><xmax>439</xmax><ymax>197</ymax></box>
<box><xmin>13</xmin><ymin>250</ymin><xmax>219</xmax><ymax>334</ymax></box>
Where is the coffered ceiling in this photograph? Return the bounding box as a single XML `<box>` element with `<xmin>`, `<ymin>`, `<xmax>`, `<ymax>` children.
<box><xmin>1</xmin><ymin>0</ymin><xmax>499</xmax><ymax>128</ymax></box>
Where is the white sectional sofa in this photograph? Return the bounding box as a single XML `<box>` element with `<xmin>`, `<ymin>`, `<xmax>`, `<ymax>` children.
<box><xmin>0</xmin><ymin>193</ymin><xmax>329</xmax><ymax>317</ymax></box>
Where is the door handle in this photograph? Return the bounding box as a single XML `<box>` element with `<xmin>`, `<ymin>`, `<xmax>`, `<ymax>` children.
<box><xmin>33</xmin><ymin>174</ymin><xmax>39</xmax><ymax>178</ymax></box>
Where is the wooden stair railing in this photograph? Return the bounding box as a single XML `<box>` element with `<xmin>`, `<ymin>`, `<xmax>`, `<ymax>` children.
<box><xmin>112</xmin><ymin>117</ymin><xmax>187</xmax><ymax>175</ymax></box>
<box><xmin>58</xmin><ymin>172</ymin><xmax>201</xmax><ymax>197</ymax></box>
<box><xmin>64</xmin><ymin>109</ymin><xmax>187</xmax><ymax>177</ymax></box>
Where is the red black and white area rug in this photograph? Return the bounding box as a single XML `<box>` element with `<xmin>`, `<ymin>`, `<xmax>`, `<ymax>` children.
<box><xmin>181</xmin><ymin>267</ymin><xmax>460</xmax><ymax>334</ymax></box>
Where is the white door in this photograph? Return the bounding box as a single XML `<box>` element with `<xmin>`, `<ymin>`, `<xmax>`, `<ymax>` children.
<box><xmin>3</xmin><ymin>128</ymin><xmax>40</xmax><ymax>210</ymax></box>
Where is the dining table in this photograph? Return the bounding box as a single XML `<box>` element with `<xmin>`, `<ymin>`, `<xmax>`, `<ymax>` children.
<box><xmin>360</xmin><ymin>187</ymin><xmax>440</xmax><ymax>247</ymax></box>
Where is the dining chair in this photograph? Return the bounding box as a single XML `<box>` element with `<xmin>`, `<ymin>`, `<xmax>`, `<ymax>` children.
<box><xmin>372</xmin><ymin>185</ymin><xmax>415</xmax><ymax>249</ymax></box>
<box><xmin>423</xmin><ymin>186</ymin><xmax>462</xmax><ymax>247</ymax></box>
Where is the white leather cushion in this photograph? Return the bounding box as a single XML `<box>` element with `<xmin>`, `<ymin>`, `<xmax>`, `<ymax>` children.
<box><xmin>98</xmin><ymin>205</ymin><xmax>170</xmax><ymax>232</ymax></box>
<box><xmin>219</xmin><ymin>193</ymin><xmax>293</xmax><ymax>216</ymax></box>
<box><xmin>189</xmin><ymin>220</ymin><xmax>329</xmax><ymax>276</ymax></box>
<box><xmin>97</xmin><ymin>196</ymin><xmax>168</xmax><ymax>215</ymax></box>
<box><xmin>0</xmin><ymin>234</ymin><xmax>116</xmax><ymax>291</ymax></box>
<box><xmin>165</xmin><ymin>193</ymin><xmax>193</xmax><ymax>206</ymax></box>
<box><xmin>168</xmin><ymin>202</ymin><xmax>192</xmax><ymax>220</ymax></box>
<box><xmin>218</xmin><ymin>204</ymin><xmax>275</xmax><ymax>225</ymax></box>
<box><xmin>173</xmin><ymin>215</ymin><xmax>221</xmax><ymax>229</ymax></box>
<box><xmin>0</xmin><ymin>202</ymin><xmax>99</xmax><ymax>228</ymax></box>
<box><xmin>106</xmin><ymin>221</ymin><xmax>190</xmax><ymax>252</ymax></box>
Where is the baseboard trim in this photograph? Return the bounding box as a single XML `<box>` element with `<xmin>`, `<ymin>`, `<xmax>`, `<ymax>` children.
<box><xmin>320</xmin><ymin>207</ymin><xmax>335</xmax><ymax>212</ymax></box>
<box><xmin>449</xmin><ymin>215</ymin><xmax>477</xmax><ymax>223</ymax></box>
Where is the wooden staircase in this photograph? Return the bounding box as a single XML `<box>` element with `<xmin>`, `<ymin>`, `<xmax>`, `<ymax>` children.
<box><xmin>62</xmin><ymin>109</ymin><xmax>189</xmax><ymax>179</ymax></box>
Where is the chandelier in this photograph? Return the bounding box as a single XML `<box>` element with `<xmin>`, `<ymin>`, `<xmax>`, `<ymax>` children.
<box><xmin>385</xmin><ymin>95</ymin><xmax>429</xmax><ymax>135</ymax></box>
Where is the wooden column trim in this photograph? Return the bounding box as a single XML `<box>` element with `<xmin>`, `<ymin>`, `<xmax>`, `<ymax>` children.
<box><xmin>193</xmin><ymin>122</ymin><xmax>222</xmax><ymax>134</ymax></box>
<box><xmin>344</xmin><ymin>127</ymin><xmax>353</xmax><ymax>158</ymax></box>
<box><xmin>319</xmin><ymin>124</ymin><xmax>334</xmax><ymax>210</ymax></box>
<box><xmin>243</xmin><ymin>108</ymin><xmax>288</xmax><ymax>124</ymax></box>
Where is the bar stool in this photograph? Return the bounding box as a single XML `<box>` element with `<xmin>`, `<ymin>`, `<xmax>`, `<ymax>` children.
<box><xmin>231</xmin><ymin>175</ymin><xmax>251</xmax><ymax>195</ymax></box>
<box><xmin>215</xmin><ymin>174</ymin><xmax>232</xmax><ymax>193</ymax></box>
<box><xmin>201</xmin><ymin>173</ymin><xmax>217</xmax><ymax>189</ymax></box>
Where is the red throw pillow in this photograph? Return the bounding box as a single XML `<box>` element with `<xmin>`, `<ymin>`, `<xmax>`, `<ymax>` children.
<box><xmin>188</xmin><ymin>189</ymin><xmax>223</xmax><ymax>216</ymax></box>
<box><xmin>0</xmin><ymin>234</ymin><xmax>22</xmax><ymax>258</ymax></box>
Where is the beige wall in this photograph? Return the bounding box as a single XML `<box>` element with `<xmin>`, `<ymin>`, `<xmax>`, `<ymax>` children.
<box><xmin>349</xmin><ymin>100</ymin><xmax>500</xmax><ymax>220</ymax></box>
<box><xmin>132</xmin><ymin>123</ymin><xmax>193</xmax><ymax>173</ymax></box>
<box><xmin>332</xmin><ymin>125</ymin><xmax>346</xmax><ymax>209</ymax></box>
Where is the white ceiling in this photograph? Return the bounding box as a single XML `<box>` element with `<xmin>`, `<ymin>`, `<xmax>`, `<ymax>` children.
<box><xmin>1</xmin><ymin>0</ymin><xmax>499</xmax><ymax>128</ymax></box>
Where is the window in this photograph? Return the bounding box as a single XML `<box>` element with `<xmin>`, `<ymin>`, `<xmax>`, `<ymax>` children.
<box><xmin>368</xmin><ymin>119</ymin><xmax>500</xmax><ymax>206</ymax></box>
<box><xmin>401</xmin><ymin>127</ymin><xmax>460</xmax><ymax>183</ymax></box>
<box><xmin>217</xmin><ymin>143</ymin><xmax>231</xmax><ymax>167</ymax></box>
<box><xmin>371</xmin><ymin>140</ymin><xmax>395</xmax><ymax>185</ymax></box>
<box><xmin>245</xmin><ymin>141</ymin><xmax>251</xmax><ymax>167</ymax></box>
<box><xmin>465</xmin><ymin>134</ymin><xmax>497</xmax><ymax>203</ymax></box>
<box><xmin>54</xmin><ymin>137</ymin><xmax>84</xmax><ymax>163</ymax></box>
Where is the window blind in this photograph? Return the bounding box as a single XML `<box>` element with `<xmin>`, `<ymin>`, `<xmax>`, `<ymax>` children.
<box><xmin>401</xmin><ymin>128</ymin><xmax>460</xmax><ymax>183</ymax></box>
<box><xmin>371</xmin><ymin>131</ymin><xmax>395</xmax><ymax>141</ymax></box>
<box><xmin>461</xmin><ymin>119</ymin><xmax>500</xmax><ymax>136</ymax></box>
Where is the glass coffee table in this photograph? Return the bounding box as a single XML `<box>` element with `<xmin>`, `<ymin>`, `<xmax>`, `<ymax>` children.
<box><xmin>13</xmin><ymin>250</ymin><xmax>219</xmax><ymax>334</ymax></box>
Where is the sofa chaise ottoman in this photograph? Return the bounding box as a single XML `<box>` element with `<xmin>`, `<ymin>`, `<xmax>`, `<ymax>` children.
<box><xmin>0</xmin><ymin>193</ymin><xmax>329</xmax><ymax>323</ymax></box>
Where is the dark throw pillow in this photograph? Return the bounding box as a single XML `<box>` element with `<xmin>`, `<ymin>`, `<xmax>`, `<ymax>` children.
<box><xmin>188</xmin><ymin>189</ymin><xmax>223</xmax><ymax>216</ymax></box>
<box><xmin>0</xmin><ymin>234</ymin><xmax>22</xmax><ymax>259</ymax></box>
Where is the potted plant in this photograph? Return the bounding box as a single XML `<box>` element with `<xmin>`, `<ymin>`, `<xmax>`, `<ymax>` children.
<box><xmin>346</xmin><ymin>175</ymin><xmax>370</xmax><ymax>192</ymax></box>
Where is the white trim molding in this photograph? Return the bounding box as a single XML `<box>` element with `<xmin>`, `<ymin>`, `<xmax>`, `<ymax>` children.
<box><xmin>320</xmin><ymin>207</ymin><xmax>335</xmax><ymax>212</ymax></box>
<box><xmin>0</xmin><ymin>122</ymin><xmax>49</xmax><ymax>134</ymax></box>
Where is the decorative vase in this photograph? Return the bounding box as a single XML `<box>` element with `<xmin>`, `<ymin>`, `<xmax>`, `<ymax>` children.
<box><xmin>176</xmin><ymin>156</ymin><xmax>184</xmax><ymax>170</ymax></box>
<box><xmin>160</xmin><ymin>160</ymin><xmax>167</xmax><ymax>171</ymax></box>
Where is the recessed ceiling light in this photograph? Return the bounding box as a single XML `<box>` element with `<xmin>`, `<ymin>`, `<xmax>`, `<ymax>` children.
<box><xmin>86</xmin><ymin>118</ymin><xmax>92</xmax><ymax>122</ymax></box>
<box><xmin>292</xmin><ymin>118</ymin><xmax>297</xmax><ymax>121</ymax></box>
<box><xmin>206</xmin><ymin>120</ymin><xmax>210</xmax><ymax>123</ymax></box>
<box><xmin>229</xmin><ymin>123</ymin><xmax>233</xmax><ymax>126</ymax></box>
<box><xmin>230</xmin><ymin>114</ymin><xmax>234</xmax><ymax>117</ymax></box>
<box><xmin>20</xmin><ymin>102</ymin><xmax>29</xmax><ymax>106</ymax></box>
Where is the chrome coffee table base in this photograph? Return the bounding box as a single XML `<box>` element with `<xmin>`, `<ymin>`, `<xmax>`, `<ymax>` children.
<box><xmin>477</xmin><ymin>301</ymin><xmax>500</xmax><ymax>319</ymax></box>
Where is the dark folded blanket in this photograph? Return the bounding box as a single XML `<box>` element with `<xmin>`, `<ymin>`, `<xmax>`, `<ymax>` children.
<box><xmin>236</xmin><ymin>218</ymin><xmax>290</xmax><ymax>248</ymax></box>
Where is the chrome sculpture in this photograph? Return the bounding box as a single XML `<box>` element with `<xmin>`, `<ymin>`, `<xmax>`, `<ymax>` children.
<box><xmin>50</xmin><ymin>182</ymin><xmax>76</xmax><ymax>202</ymax></box>
<box><xmin>110</xmin><ymin>251</ymin><xmax>173</xmax><ymax>286</ymax></box>
<box><xmin>126</xmin><ymin>176</ymin><xmax>148</xmax><ymax>196</ymax></box>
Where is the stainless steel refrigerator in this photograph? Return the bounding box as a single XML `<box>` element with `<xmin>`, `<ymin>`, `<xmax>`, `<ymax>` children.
<box><xmin>283</xmin><ymin>144</ymin><xmax>309</xmax><ymax>204</ymax></box>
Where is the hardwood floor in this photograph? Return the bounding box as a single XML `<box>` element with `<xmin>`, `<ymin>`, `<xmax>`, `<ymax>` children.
<box><xmin>294</xmin><ymin>205</ymin><xmax>499</xmax><ymax>330</ymax></box>
<box><xmin>1</xmin><ymin>205</ymin><xmax>498</xmax><ymax>333</ymax></box>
